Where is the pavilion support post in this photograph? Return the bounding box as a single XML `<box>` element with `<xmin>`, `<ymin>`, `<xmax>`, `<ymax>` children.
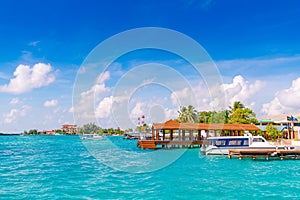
<box><xmin>189</xmin><ymin>130</ymin><xmax>193</xmax><ymax>141</ymax></box>
<box><xmin>170</xmin><ymin>129</ymin><xmax>173</xmax><ymax>141</ymax></box>
<box><xmin>162</xmin><ymin>129</ymin><xmax>165</xmax><ymax>140</ymax></box>
<box><xmin>178</xmin><ymin>130</ymin><xmax>181</xmax><ymax>141</ymax></box>
<box><xmin>156</xmin><ymin>130</ymin><xmax>159</xmax><ymax>140</ymax></box>
<box><xmin>182</xmin><ymin>130</ymin><xmax>186</xmax><ymax>141</ymax></box>
<box><xmin>198</xmin><ymin>130</ymin><xmax>201</xmax><ymax>141</ymax></box>
<box><xmin>152</xmin><ymin>127</ymin><xmax>155</xmax><ymax>140</ymax></box>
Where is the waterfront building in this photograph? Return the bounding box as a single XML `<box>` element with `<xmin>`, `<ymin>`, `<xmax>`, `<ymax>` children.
<box><xmin>258</xmin><ymin>114</ymin><xmax>300</xmax><ymax>139</ymax></box>
<box><xmin>61</xmin><ymin>124</ymin><xmax>78</xmax><ymax>134</ymax></box>
<box><xmin>46</xmin><ymin>130</ymin><xmax>56</xmax><ymax>135</ymax></box>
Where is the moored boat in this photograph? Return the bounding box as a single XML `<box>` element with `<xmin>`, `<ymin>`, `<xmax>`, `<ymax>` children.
<box><xmin>81</xmin><ymin>134</ymin><xmax>104</xmax><ymax>140</ymax></box>
<box><xmin>201</xmin><ymin>133</ymin><xmax>294</xmax><ymax>155</ymax></box>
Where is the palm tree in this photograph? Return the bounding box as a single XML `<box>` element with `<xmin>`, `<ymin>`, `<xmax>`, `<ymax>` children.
<box><xmin>178</xmin><ymin>105</ymin><xmax>197</xmax><ymax>123</ymax></box>
<box><xmin>228</xmin><ymin>101</ymin><xmax>257</xmax><ymax>124</ymax></box>
<box><xmin>229</xmin><ymin>101</ymin><xmax>244</xmax><ymax>113</ymax></box>
<box><xmin>178</xmin><ymin>106</ymin><xmax>186</xmax><ymax>122</ymax></box>
<box><xmin>197</xmin><ymin>111</ymin><xmax>211</xmax><ymax>123</ymax></box>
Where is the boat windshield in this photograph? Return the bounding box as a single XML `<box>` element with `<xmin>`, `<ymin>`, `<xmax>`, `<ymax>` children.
<box><xmin>253</xmin><ymin>137</ymin><xmax>266</xmax><ymax>142</ymax></box>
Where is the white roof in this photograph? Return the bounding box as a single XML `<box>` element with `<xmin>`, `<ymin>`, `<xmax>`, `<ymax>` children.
<box><xmin>258</xmin><ymin>113</ymin><xmax>300</xmax><ymax>123</ymax></box>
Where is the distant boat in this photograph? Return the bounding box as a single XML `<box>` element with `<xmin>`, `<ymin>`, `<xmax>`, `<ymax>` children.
<box><xmin>201</xmin><ymin>133</ymin><xmax>295</xmax><ymax>155</ymax></box>
<box><xmin>124</xmin><ymin>132</ymin><xmax>152</xmax><ymax>140</ymax></box>
<box><xmin>81</xmin><ymin>134</ymin><xmax>104</xmax><ymax>140</ymax></box>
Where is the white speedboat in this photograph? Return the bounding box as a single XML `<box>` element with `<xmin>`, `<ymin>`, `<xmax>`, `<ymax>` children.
<box><xmin>201</xmin><ymin>133</ymin><xmax>294</xmax><ymax>155</ymax></box>
<box><xmin>81</xmin><ymin>134</ymin><xmax>104</xmax><ymax>140</ymax></box>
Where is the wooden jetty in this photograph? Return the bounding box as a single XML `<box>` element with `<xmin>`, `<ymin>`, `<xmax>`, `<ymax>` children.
<box><xmin>137</xmin><ymin>120</ymin><xmax>260</xmax><ymax>150</ymax></box>
<box><xmin>228</xmin><ymin>149</ymin><xmax>300</xmax><ymax>160</ymax></box>
<box><xmin>137</xmin><ymin>140</ymin><xmax>208</xmax><ymax>149</ymax></box>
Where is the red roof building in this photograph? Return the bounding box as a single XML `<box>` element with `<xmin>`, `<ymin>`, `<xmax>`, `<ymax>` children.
<box><xmin>61</xmin><ymin>124</ymin><xmax>78</xmax><ymax>134</ymax></box>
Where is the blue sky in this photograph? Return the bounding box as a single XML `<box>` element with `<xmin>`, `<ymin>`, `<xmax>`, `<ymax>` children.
<box><xmin>1</xmin><ymin>0</ymin><xmax>300</xmax><ymax>132</ymax></box>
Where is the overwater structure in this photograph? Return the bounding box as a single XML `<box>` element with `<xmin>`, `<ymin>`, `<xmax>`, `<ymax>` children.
<box><xmin>137</xmin><ymin>120</ymin><xmax>260</xmax><ymax>149</ymax></box>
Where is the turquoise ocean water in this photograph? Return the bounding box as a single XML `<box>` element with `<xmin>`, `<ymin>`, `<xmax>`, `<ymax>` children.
<box><xmin>1</xmin><ymin>135</ymin><xmax>300</xmax><ymax>199</ymax></box>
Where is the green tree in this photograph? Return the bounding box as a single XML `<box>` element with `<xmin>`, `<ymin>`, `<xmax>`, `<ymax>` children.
<box><xmin>197</xmin><ymin>110</ymin><xmax>229</xmax><ymax>124</ymax></box>
<box><xmin>178</xmin><ymin>105</ymin><xmax>197</xmax><ymax>123</ymax></box>
<box><xmin>115</xmin><ymin>127</ymin><xmax>123</xmax><ymax>135</ymax></box>
<box><xmin>265</xmin><ymin>123</ymin><xmax>282</xmax><ymax>140</ymax></box>
<box><xmin>135</xmin><ymin>124</ymin><xmax>150</xmax><ymax>132</ymax></box>
<box><xmin>55</xmin><ymin>129</ymin><xmax>62</xmax><ymax>134</ymax></box>
<box><xmin>211</xmin><ymin>110</ymin><xmax>230</xmax><ymax>124</ymax></box>
<box><xmin>107</xmin><ymin>128</ymin><xmax>113</xmax><ymax>135</ymax></box>
<box><xmin>28</xmin><ymin>129</ymin><xmax>38</xmax><ymax>135</ymax></box>
<box><xmin>229</xmin><ymin>101</ymin><xmax>257</xmax><ymax>124</ymax></box>
<box><xmin>229</xmin><ymin>101</ymin><xmax>245</xmax><ymax>112</ymax></box>
<box><xmin>197</xmin><ymin>111</ymin><xmax>211</xmax><ymax>123</ymax></box>
<box><xmin>80</xmin><ymin>122</ymin><xmax>102</xmax><ymax>134</ymax></box>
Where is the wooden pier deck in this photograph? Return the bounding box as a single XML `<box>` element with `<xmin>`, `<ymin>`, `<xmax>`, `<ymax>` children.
<box><xmin>228</xmin><ymin>149</ymin><xmax>300</xmax><ymax>160</ymax></box>
<box><xmin>137</xmin><ymin>140</ymin><xmax>208</xmax><ymax>149</ymax></box>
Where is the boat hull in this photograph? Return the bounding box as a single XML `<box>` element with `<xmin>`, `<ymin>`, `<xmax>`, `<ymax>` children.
<box><xmin>202</xmin><ymin>146</ymin><xmax>295</xmax><ymax>155</ymax></box>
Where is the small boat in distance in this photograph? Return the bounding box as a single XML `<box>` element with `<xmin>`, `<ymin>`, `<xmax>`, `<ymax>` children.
<box><xmin>201</xmin><ymin>133</ymin><xmax>295</xmax><ymax>155</ymax></box>
<box><xmin>123</xmin><ymin>132</ymin><xmax>152</xmax><ymax>140</ymax></box>
<box><xmin>81</xmin><ymin>134</ymin><xmax>104</xmax><ymax>140</ymax></box>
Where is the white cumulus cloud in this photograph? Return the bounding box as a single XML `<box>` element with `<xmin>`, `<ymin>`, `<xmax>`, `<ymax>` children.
<box><xmin>95</xmin><ymin>96</ymin><xmax>113</xmax><ymax>119</ymax></box>
<box><xmin>262</xmin><ymin>77</ymin><xmax>300</xmax><ymax>115</ymax></box>
<box><xmin>73</xmin><ymin>71</ymin><xmax>111</xmax><ymax>123</ymax></box>
<box><xmin>9</xmin><ymin>98</ymin><xmax>20</xmax><ymax>105</ymax></box>
<box><xmin>80</xmin><ymin>71</ymin><xmax>111</xmax><ymax>101</ymax></box>
<box><xmin>131</xmin><ymin>102</ymin><xmax>145</xmax><ymax>117</ymax></box>
<box><xmin>222</xmin><ymin>75</ymin><xmax>263</xmax><ymax>107</ymax></box>
<box><xmin>3</xmin><ymin>105</ymin><xmax>31</xmax><ymax>124</ymax></box>
<box><xmin>168</xmin><ymin>75</ymin><xmax>263</xmax><ymax>111</ymax></box>
<box><xmin>170</xmin><ymin>87</ymin><xmax>196</xmax><ymax>107</ymax></box>
<box><xmin>44</xmin><ymin>99</ymin><xmax>58</xmax><ymax>107</ymax></box>
<box><xmin>0</xmin><ymin>63</ymin><xmax>55</xmax><ymax>94</ymax></box>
